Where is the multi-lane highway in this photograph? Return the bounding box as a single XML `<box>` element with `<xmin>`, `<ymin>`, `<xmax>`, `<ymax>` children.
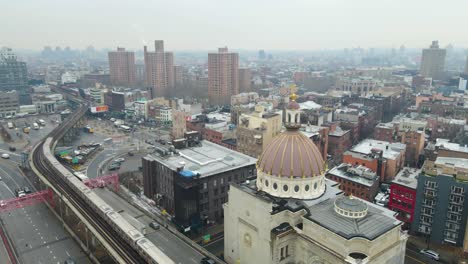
<box><xmin>0</xmin><ymin>158</ymin><xmax>89</xmax><ymax>264</ymax></box>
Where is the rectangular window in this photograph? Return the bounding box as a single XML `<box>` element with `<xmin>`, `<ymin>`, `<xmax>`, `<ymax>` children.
<box><xmin>452</xmin><ymin>186</ymin><xmax>464</xmax><ymax>194</ymax></box>
<box><xmin>213</xmin><ymin>180</ymin><xmax>217</xmax><ymax>187</ymax></box>
<box><xmin>280</xmin><ymin>245</ymin><xmax>289</xmax><ymax>260</ymax></box>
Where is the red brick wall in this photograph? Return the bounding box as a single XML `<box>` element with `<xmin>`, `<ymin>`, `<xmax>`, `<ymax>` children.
<box><xmin>389</xmin><ymin>183</ymin><xmax>417</xmax><ymax>223</ymax></box>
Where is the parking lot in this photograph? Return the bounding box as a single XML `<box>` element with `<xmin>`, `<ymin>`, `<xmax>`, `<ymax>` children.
<box><xmin>0</xmin><ymin>114</ymin><xmax>60</xmax><ymax>153</ymax></box>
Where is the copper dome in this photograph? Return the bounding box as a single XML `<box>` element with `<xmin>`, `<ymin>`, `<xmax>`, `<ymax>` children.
<box><xmin>287</xmin><ymin>100</ymin><xmax>300</xmax><ymax>110</ymax></box>
<box><xmin>257</xmin><ymin>131</ymin><xmax>325</xmax><ymax>178</ymax></box>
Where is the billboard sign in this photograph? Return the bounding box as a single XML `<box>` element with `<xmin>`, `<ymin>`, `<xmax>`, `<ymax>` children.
<box><xmin>90</xmin><ymin>105</ymin><xmax>109</xmax><ymax>113</ymax></box>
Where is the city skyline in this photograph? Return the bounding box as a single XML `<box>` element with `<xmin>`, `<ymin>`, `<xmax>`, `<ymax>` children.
<box><xmin>2</xmin><ymin>0</ymin><xmax>468</xmax><ymax>51</ymax></box>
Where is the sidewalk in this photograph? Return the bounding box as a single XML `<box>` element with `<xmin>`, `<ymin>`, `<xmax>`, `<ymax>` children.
<box><xmin>407</xmin><ymin>235</ymin><xmax>465</xmax><ymax>264</ymax></box>
<box><xmin>189</xmin><ymin>224</ymin><xmax>225</xmax><ymax>244</ymax></box>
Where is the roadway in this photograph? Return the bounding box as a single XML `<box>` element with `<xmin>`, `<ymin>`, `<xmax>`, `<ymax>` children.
<box><xmin>0</xmin><ymin>159</ymin><xmax>90</xmax><ymax>264</ymax></box>
<box><xmin>405</xmin><ymin>242</ymin><xmax>443</xmax><ymax>264</ymax></box>
<box><xmin>93</xmin><ymin>188</ymin><xmax>205</xmax><ymax>264</ymax></box>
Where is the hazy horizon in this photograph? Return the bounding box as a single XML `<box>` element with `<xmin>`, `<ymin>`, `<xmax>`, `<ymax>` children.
<box><xmin>2</xmin><ymin>0</ymin><xmax>468</xmax><ymax>51</ymax></box>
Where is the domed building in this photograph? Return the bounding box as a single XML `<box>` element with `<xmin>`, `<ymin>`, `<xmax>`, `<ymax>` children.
<box><xmin>256</xmin><ymin>93</ymin><xmax>326</xmax><ymax>200</ymax></box>
<box><xmin>224</xmin><ymin>94</ymin><xmax>408</xmax><ymax>264</ymax></box>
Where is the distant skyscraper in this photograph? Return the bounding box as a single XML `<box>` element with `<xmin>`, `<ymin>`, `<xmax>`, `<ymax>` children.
<box><xmin>0</xmin><ymin>47</ymin><xmax>29</xmax><ymax>104</ymax></box>
<box><xmin>144</xmin><ymin>40</ymin><xmax>175</xmax><ymax>98</ymax></box>
<box><xmin>258</xmin><ymin>49</ymin><xmax>266</xmax><ymax>60</ymax></box>
<box><xmin>173</xmin><ymin>65</ymin><xmax>183</xmax><ymax>85</ymax></box>
<box><xmin>208</xmin><ymin>47</ymin><xmax>239</xmax><ymax>105</ymax></box>
<box><xmin>464</xmin><ymin>57</ymin><xmax>468</xmax><ymax>75</ymax></box>
<box><xmin>135</xmin><ymin>64</ymin><xmax>146</xmax><ymax>85</ymax></box>
<box><xmin>108</xmin><ymin>47</ymin><xmax>136</xmax><ymax>86</ymax></box>
<box><xmin>420</xmin><ymin>41</ymin><xmax>446</xmax><ymax>80</ymax></box>
<box><xmin>238</xmin><ymin>68</ymin><xmax>251</xmax><ymax>93</ymax></box>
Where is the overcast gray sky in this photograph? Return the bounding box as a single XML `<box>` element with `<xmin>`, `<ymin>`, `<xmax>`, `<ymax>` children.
<box><xmin>2</xmin><ymin>0</ymin><xmax>468</xmax><ymax>50</ymax></box>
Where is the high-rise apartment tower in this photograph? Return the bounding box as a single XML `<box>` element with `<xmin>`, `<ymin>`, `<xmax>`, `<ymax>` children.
<box><xmin>144</xmin><ymin>40</ymin><xmax>174</xmax><ymax>98</ymax></box>
<box><xmin>208</xmin><ymin>47</ymin><xmax>239</xmax><ymax>105</ymax></box>
<box><xmin>108</xmin><ymin>47</ymin><xmax>136</xmax><ymax>86</ymax></box>
<box><xmin>420</xmin><ymin>41</ymin><xmax>446</xmax><ymax>80</ymax></box>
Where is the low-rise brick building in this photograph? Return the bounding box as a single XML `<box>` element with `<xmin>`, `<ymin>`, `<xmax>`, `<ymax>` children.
<box><xmin>389</xmin><ymin>167</ymin><xmax>420</xmax><ymax>226</ymax></box>
<box><xmin>326</xmin><ymin>123</ymin><xmax>352</xmax><ymax>165</ymax></box>
<box><xmin>326</xmin><ymin>163</ymin><xmax>380</xmax><ymax>201</ymax></box>
<box><xmin>343</xmin><ymin>139</ymin><xmax>406</xmax><ymax>182</ymax></box>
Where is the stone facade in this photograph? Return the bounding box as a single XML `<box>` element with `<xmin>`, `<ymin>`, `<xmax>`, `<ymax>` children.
<box><xmin>224</xmin><ymin>184</ymin><xmax>407</xmax><ymax>264</ymax></box>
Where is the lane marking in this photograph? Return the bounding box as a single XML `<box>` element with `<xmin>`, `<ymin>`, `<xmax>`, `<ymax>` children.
<box><xmin>405</xmin><ymin>254</ymin><xmax>427</xmax><ymax>264</ymax></box>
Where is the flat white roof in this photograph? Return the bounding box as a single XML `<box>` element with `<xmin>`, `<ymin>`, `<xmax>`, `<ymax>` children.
<box><xmin>392</xmin><ymin>167</ymin><xmax>420</xmax><ymax>189</ymax></box>
<box><xmin>435</xmin><ymin>139</ymin><xmax>468</xmax><ymax>154</ymax></box>
<box><xmin>351</xmin><ymin>139</ymin><xmax>405</xmax><ymax>160</ymax></box>
<box><xmin>435</xmin><ymin>157</ymin><xmax>468</xmax><ymax>170</ymax></box>
<box><xmin>146</xmin><ymin>140</ymin><xmax>257</xmax><ymax>178</ymax></box>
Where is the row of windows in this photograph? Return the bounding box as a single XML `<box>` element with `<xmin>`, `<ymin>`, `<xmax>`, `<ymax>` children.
<box><xmin>450</xmin><ymin>195</ymin><xmax>464</xmax><ymax>205</ymax></box>
<box><xmin>260</xmin><ymin>178</ymin><xmax>321</xmax><ymax>193</ymax></box>
<box><xmin>392</xmin><ymin>189</ymin><xmax>415</xmax><ymax>199</ymax></box>
<box><xmin>392</xmin><ymin>198</ymin><xmax>413</xmax><ymax>209</ymax></box>
<box><xmin>336</xmin><ymin>207</ymin><xmax>367</xmax><ymax>218</ymax></box>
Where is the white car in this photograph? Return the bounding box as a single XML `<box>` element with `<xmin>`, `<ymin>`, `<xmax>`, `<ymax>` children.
<box><xmin>1</xmin><ymin>153</ymin><xmax>10</xmax><ymax>159</ymax></box>
<box><xmin>419</xmin><ymin>249</ymin><xmax>440</xmax><ymax>260</ymax></box>
<box><xmin>114</xmin><ymin>158</ymin><xmax>125</xmax><ymax>163</ymax></box>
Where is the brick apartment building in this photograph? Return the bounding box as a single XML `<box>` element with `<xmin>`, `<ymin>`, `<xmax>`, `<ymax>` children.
<box><xmin>389</xmin><ymin>167</ymin><xmax>420</xmax><ymax>226</ymax></box>
<box><xmin>326</xmin><ymin>163</ymin><xmax>380</xmax><ymax>201</ymax></box>
<box><xmin>343</xmin><ymin>139</ymin><xmax>406</xmax><ymax>183</ymax></box>
<box><xmin>325</xmin><ymin>123</ymin><xmax>352</xmax><ymax>165</ymax></box>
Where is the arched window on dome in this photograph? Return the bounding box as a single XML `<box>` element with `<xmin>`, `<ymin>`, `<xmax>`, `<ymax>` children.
<box><xmin>287</xmin><ymin>113</ymin><xmax>291</xmax><ymax>123</ymax></box>
<box><xmin>294</xmin><ymin>113</ymin><xmax>299</xmax><ymax>123</ymax></box>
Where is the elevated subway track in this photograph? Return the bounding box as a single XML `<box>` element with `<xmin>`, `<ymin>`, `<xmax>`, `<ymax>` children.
<box><xmin>30</xmin><ymin>102</ymin><xmax>158</xmax><ymax>263</ymax></box>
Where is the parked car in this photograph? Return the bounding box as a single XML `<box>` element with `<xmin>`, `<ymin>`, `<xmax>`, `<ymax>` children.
<box><xmin>128</xmin><ymin>151</ymin><xmax>134</xmax><ymax>156</ymax></box>
<box><xmin>64</xmin><ymin>257</ymin><xmax>76</xmax><ymax>264</ymax></box>
<box><xmin>1</xmin><ymin>153</ymin><xmax>10</xmax><ymax>159</ymax></box>
<box><xmin>200</xmin><ymin>257</ymin><xmax>216</xmax><ymax>264</ymax></box>
<box><xmin>24</xmin><ymin>186</ymin><xmax>32</xmax><ymax>194</ymax></box>
<box><xmin>9</xmin><ymin>146</ymin><xmax>16</xmax><ymax>152</ymax></box>
<box><xmin>108</xmin><ymin>163</ymin><xmax>120</xmax><ymax>171</ymax></box>
<box><xmin>419</xmin><ymin>249</ymin><xmax>440</xmax><ymax>260</ymax></box>
<box><xmin>15</xmin><ymin>188</ymin><xmax>25</xmax><ymax>197</ymax></box>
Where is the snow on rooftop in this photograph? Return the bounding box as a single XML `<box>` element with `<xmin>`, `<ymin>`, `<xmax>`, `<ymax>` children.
<box><xmin>299</xmin><ymin>101</ymin><xmax>322</xmax><ymax>110</ymax></box>
<box><xmin>435</xmin><ymin>139</ymin><xmax>468</xmax><ymax>153</ymax></box>
<box><xmin>435</xmin><ymin>157</ymin><xmax>468</xmax><ymax>170</ymax></box>
<box><xmin>351</xmin><ymin>139</ymin><xmax>405</xmax><ymax>160</ymax></box>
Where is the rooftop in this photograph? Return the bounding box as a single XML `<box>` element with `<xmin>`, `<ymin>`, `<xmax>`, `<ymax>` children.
<box><xmin>327</xmin><ymin>164</ymin><xmax>378</xmax><ymax>187</ymax></box>
<box><xmin>300</xmin><ymin>125</ymin><xmax>322</xmax><ymax>138</ymax></box>
<box><xmin>392</xmin><ymin>167</ymin><xmax>420</xmax><ymax>189</ymax></box>
<box><xmin>435</xmin><ymin>157</ymin><xmax>468</xmax><ymax>170</ymax></box>
<box><xmin>237</xmin><ymin>179</ymin><xmax>401</xmax><ymax>241</ymax></box>
<box><xmin>376</xmin><ymin>122</ymin><xmax>395</xmax><ymax>129</ymax></box>
<box><xmin>299</xmin><ymin>100</ymin><xmax>322</xmax><ymax>110</ymax></box>
<box><xmin>329</xmin><ymin>126</ymin><xmax>349</xmax><ymax>137</ymax></box>
<box><xmin>306</xmin><ymin>195</ymin><xmax>400</xmax><ymax>240</ymax></box>
<box><xmin>145</xmin><ymin>140</ymin><xmax>256</xmax><ymax>178</ymax></box>
<box><xmin>435</xmin><ymin>138</ymin><xmax>468</xmax><ymax>154</ymax></box>
<box><xmin>351</xmin><ymin>139</ymin><xmax>405</xmax><ymax>160</ymax></box>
